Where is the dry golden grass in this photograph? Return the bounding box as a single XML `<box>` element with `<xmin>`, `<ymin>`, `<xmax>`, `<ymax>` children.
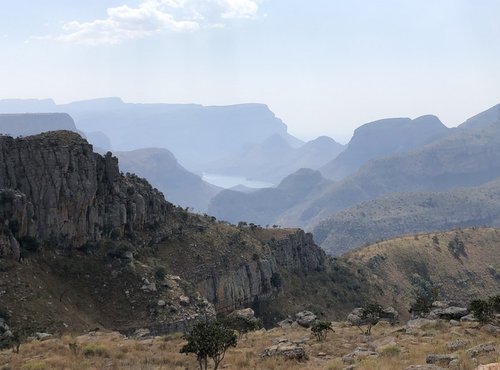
<box><xmin>0</xmin><ymin>321</ymin><xmax>498</xmax><ymax>370</ymax></box>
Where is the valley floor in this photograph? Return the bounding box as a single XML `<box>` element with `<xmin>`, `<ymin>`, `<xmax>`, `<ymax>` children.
<box><xmin>0</xmin><ymin>319</ymin><xmax>498</xmax><ymax>370</ymax></box>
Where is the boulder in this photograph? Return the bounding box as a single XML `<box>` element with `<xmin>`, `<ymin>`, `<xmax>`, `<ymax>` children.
<box><xmin>277</xmin><ymin>318</ymin><xmax>294</xmax><ymax>327</ymax></box>
<box><xmin>477</xmin><ymin>363</ymin><xmax>500</xmax><ymax>370</ymax></box>
<box><xmin>347</xmin><ymin>308</ymin><xmax>364</xmax><ymax>326</ymax></box>
<box><xmin>261</xmin><ymin>344</ymin><xmax>306</xmax><ymax>360</ymax></box>
<box><xmin>481</xmin><ymin>324</ymin><xmax>500</xmax><ymax>335</ymax></box>
<box><xmin>430</xmin><ymin>307</ymin><xmax>468</xmax><ymax>320</ymax></box>
<box><xmin>407</xmin><ymin>318</ymin><xmax>438</xmax><ymax>329</ymax></box>
<box><xmin>295</xmin><ymin>311</ymin><xmax>316</xmax><ymax>328</ymax></box>
<box><xmin>405</xmin><ymin>366</ymin><xmax>445</xmax><ymax>370</ymax></box>
<box><xmin>133</xmin><ymin>328</ymin><xmax>151</xmax><ymax>338</ymax></box>
<box><xmin>229</xmin><ymin>308</ymin><xmax>255</xmax><ymax>320</ymax></box>
<box><xmin>425</xmin><ymin>354</ymin><xmax>458</xmax><ymax>366</ymax></box>
<box><xmin>447</xmin><ymin>339</ymin><xmax>468</xmax><ymax>351</ymax></box>
<box><xmin>35</xmin><ymin>332</ymin><xmax>53</xmax><ymax>341</ymax></box>
<box><xmin>460</xmin><ymin>314</ymin><xmax>477</xmax><ymax>322</ymax></box>
<box><xmin>466</xmin><ymin>343</ymin><xmax>496</xmax><ymax>358</ymax></box>
<box><xmin>380</xmin><ymin>306</ymin><xmax>399</xmax><ymax>325</ymax></box>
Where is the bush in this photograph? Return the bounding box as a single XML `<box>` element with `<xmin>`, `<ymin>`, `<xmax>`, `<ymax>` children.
<box><xmin>409</xmin><ymin>296</ymin><xmax>433</xmax><ymax>317</ymax></box>
<box><xmin>469</xmin><ymin>299</ymin><xmax>494</xmax><ymax>324</ymax></box>
<box><xmin>155</xmin><ymin>267</ymin><xmax>167</xmax><ymax>281</ymax></box>
<box><xmin>180</xmin><ymin>320</ymin><xmax>237</xmax><ymax>370</ymax></box>
<box><xmin>311</xmin><ymin>320</ymin><xmax>334</xmax><ymax>341</ymax></box>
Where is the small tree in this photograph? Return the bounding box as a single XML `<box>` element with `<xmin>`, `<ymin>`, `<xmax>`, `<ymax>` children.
<box><xmin>409</xmin><ymin>295</ymin><xmax>433</xmax><ymax>317</ymax></box>
<box><xmin>469</xmin><ymin>299</ymin><xmax>494</xmax><ymax>324</ymax></box>
<box><xmin>360</xmin><ymin>303</ymin><xmax>383</xmax><ymax>335</ymax></box>
<box><xmin>311</xmin><ymin>320</ymin><xmax>334</xmax><ymax>341</ymax></box>
<box><xmin>180</xmin><ymin>321</ymin><xmax>237</xmax><ymax>370</ymax></box>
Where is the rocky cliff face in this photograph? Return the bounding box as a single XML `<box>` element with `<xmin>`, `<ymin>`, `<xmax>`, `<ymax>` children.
<box><xmin>0</xmin><ymin>131</ymin><xmax>172</xmax><ymax>251</ymax></box>
<box><xmin>0</xmin><ymin>131</ymin><xmax>328</xmax><ymax>332</ymax></box>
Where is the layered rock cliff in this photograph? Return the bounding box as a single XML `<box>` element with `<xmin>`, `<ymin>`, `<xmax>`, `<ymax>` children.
<box><xmin>0</xmin><ymin>131</ymin><xmax>328</xmax><ymax>333</ymax></box>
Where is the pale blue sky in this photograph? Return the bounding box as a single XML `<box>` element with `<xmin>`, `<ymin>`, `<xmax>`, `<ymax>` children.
<box><xmin>1</xmin><ymin>0</ymin><xmax>499</xmax><ymax>142</ymax></box>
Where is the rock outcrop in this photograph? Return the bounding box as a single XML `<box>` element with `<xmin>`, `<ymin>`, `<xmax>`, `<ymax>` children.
<box><xmin>0</xmin><ymin>131</ymin><xmax>172</xmax><ymax>249</ymax></box>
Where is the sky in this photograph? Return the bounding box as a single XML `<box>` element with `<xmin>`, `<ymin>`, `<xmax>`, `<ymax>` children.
<box><xmin>0</xmin><ymin>0</ymin><xmax>500</xmax><ymax>143</ymax></box>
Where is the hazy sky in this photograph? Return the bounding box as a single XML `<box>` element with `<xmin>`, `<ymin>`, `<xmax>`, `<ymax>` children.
<box><xmin>1</xmin><ymin>0</ymin><xmax>499</xmax><ymax>143</ymax></box>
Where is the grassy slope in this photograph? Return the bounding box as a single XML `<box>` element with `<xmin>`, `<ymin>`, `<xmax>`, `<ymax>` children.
<box><xmin>346</xmin><ymin>227</ymin><xmax>500</xmax><ymax>317</ymax></box>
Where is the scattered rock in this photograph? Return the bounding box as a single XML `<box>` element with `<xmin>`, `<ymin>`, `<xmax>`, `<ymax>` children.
<box><xmin>277</xmin><ymin>318</ymin><xmax>294</xmax><ymax>327</ymax></box>
<box><xmin>261</xmin><ymin>344</ymin><xmax>306</xmax><ymax>360</ymax></box>
<box><xmin>133</xmin><ymin>328</ymin><xmax>151</xmax><ymax>338</ymax></box>
<box><xmin>426</xmin><ymin>354</ymin><xmax>458</xmax><ymax>366</ymax></box>
<box><xmin>295</xmin><ymin>311</ymin><xmax>316</xmax><ymax>328</ymax></box>
<box><xmin>460</xmin><ymin>314</ymin><xmax>478</xmax><ymax>322</ymax></box>
<box><xmin>447</xmin><ymin>339</ymin><xmax>468</xmax><ymax>351</ymax></box>
<box><xmin>449</xmin><ymin>320</ymin><xmax>460</xmax><ymax>326</ymax></box>
<box><xmin>141</xmin><ymin>279</ymin><xmax>157</xmax><ymax>292</ymax></box>
<box><xmin>466</xmin><ymin>343</ymin><xmax>495</xmax><ymax>358</ymax></box>
<box><xmin>157</xmin><ymin>300</ymin><xmax>166</xmax><ymax>307</ymax></box>
<box><xmin>371</xmin><ymin>336</ymin><xmax>397</xmax><ymax>352</ymax></box>
<box><xmin>407</xmin><ymin>318</ymin><xmax>438</xmax><ymax>329</ymax></box>
<box><xmin>405</xmin><ymin>365</ymin><xmax>445</xmax><ymax>370</ymax></box>
<box><xmin>317</xmin><ymin>352</ymin><xmax>327</xmax><ymax>357</ymax></box>
<box><xmin>35</xmin><ymin>332</ymin><xmax>53</xmax><ymax>341</ymax></box>
<box><xmin>481</xmin><ymin>324</ymin><xmax>500</xmax><ymax>335</ymax></box>
<box><xmin>342</xmin><ymin>347</ymin><xmax>379</xmax><ymax>364</ymax></box>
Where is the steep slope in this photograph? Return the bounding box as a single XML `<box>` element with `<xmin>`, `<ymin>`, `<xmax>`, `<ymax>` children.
<box><xmin>314</xmin><ymin>179</ymin><xmax>500</xmax><ymax>255</ymax></box>
<box><xmin>207</xmin><ymin>135</ymin><xmax>344</xmax><ymax>183</ymax></box>
<box><xmin>346</xmin><ymin>227</ymin><xmax>500</xmax><ymax>317</ymax></box>
<box><xmin>0</xmin><ymin>131</ymin><xmax>341</xmax><ymax>335</ymax></box>
<box><xmin>208</xmin><ymin>169</ymin><xmax>332</xmax><ymax>225</ymax></box>
<box><xmin>459</xmin><ymin>102</ymin><xmax>500</xmax><ymax>130</ymax></box>
<box><xmin>279</xmin><ymin>118</ymin><xmax>500</xmax><ymax>228</ymax></box>
<box><xmin>0</xmin><ymin>113</ymin><xmax>77</xmax><ymax>136</ymax></box>
<box><xmin>321</xmin><ymin>115</ymin><xmax>449</xmax><ymax>180</ymax></box>
<box><xmin>115</xmin><ymin>148</ymin><xmax>221</xmax><ymax>213</ymax></box>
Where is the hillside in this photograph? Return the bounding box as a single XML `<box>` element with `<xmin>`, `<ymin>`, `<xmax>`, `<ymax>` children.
<box><xmin>278</xmin><ymin>117</ymin><xmax>500</xmax><ymax>229</ymax></box>
<box><xmin>208</xmin><ymin>169</ymin><xmax>333</xmax><ymax>225</ymax></box>
<box><xmin>115</xmin><ymin>148</ymin><xmax>221</xmax><ymax>212</ymax></box>
<box><xmin>314</xmin><ymin>179</ymin><xmax>500</xmax><ymax>255</ymax></box>
<box><xmin>346</xmin><ymin>227</ymin><xmax>500</xmax><ymax>317</ymax></box>
<box><xmin>460</xmin><ymin>102</ymin><xmax>500</xmax><ymax>130</ymax></box>
<box><xmin>206</xmin><ymin>135</ymin><xmax>344</xmax><ymax>183</ymax></box>
<box><xmin>321</xmin><ymin>115</ymin><xmax>449</xmax><ymax>180</ymax></box>
<box><xmin>0</xmin><ymin>131</ymin><xmax>369</xmax><ymax>337</ymax></box>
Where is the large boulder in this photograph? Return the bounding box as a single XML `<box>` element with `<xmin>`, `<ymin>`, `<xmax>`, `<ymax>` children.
<box><xmin>229</xmin><ymin>308</ymin><xmax>255</xmax><ymax>320</ymax></box>
<box><xmin>342</xmin><ymin>347</ymin><xmax>379</xmax><ymax>364</ymax></box>
<box><xmin>425</xmin><ymin>354</ymin><xmax>458</xmax><ymax>366</ymax></box>
<box><xmin>430</xmin><ymin>306</ymin><xmax>468</xmax><ymax>320</ymax></box>
<box><xmin>261</xmin><ymin>344</ymin><xmax>306</xmax><ymax>360</ymax></box>
<box><xmin>466</xmin><ymin>343</ymin><xmax>496</xmax><ymax>358</ymax></box>
<box><xmin>380</xmin><ymin>306</ymin><xmax>399</xmax><ymax>325</ymax></box>
<box><xmin>295</xmin><ymin>311</ymin><xmax>317</xmax><ymax>328</ymax></box>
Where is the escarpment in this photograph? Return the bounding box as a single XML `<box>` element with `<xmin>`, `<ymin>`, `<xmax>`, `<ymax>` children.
<box><xmin>0</xmin><ymin>131</ymin><xmax>328</xmax><ymax>333</ymax></box>
<box><xmin>0</xmin><ymin>131</ymin><xmax>172</xmax><ymax>250</ymax></box>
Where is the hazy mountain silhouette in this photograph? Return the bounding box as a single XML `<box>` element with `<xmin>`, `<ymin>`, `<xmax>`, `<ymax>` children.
<box><xmin>0</xmin><ymin>113</ymin><xmax>77</xmax><ymax>136</ymax></box>
<box><xmin>206</xmin><ymin>134</ymin><xmax>344</xmax><ymax>183</ymax></box>
<box><xmin>458</xmin><ymin>102</ymin><xmax>500</xmax><ymax>130</ymax></box>
<box><xmin>208</xmin><ymin>168</ymin><xmax>332</xmax><ymax>225</ymax></box>
<box><xmin>115</xmin><ymin>148</ymin><xmax>221</xmax><ymax>213</ymax></box>
<box><xmin>320</xmin><ymin>115</ymin><xmax>449</xmax><ymax>180</ymax></box>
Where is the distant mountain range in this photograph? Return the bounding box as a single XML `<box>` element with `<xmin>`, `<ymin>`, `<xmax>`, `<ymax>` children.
<box><xmin>115</xmin><ymin>148</ymin><xmax>221</xmax><ymax>213</ymax></box>
<box><xmin>320</xmin><ymin>115</ymin><xmax>449</xmax><ymax>180</ymax></box>
<box><xmin>0</xmin><ymin>113</ymin><xmax>77</xmax><ymax>136</ymax></box>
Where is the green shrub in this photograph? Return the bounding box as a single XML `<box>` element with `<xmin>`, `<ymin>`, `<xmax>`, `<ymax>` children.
<box><xmin>220</xmin><ymin>316</ymin><xmax>262</xmax><ymax>338</ymax></box>
<box><xmin>469</xmin><ymin>299</ymin><xmax>494</xmax><ymax>324</ymax></box>
<box><xmin>311</xmin><ymin>320</ymin><xmax>334</xmax><ymax>341</ymax></box>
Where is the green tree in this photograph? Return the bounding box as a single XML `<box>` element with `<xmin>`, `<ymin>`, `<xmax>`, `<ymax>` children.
<box><xmin>360</xmin><ymin>303</ymin><xmax>383</xmax><ymax>335</ymax></box>
<box><xmin>180</xmin><ymin>321</ymin><xmax>237</xmax><ymax>370</ymax></box>
<box><xmin>469</xmin><ymin>299</ymin><xmax>494</xmax><ymax>324</ymax></box>
<box><xmin>311</xmin><ymin>320</ymin><xmax>334</xmax><ymax>341</ymax></box>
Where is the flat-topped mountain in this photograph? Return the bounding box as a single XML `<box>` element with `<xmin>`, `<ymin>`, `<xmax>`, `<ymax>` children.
<box><xmin>0</xmin><ymin>113</ymin><xmax>77</xmax><ymax>137</ymax></box>
<box><xmin>115</xmin><ymin>148</ymin><xmax>221</xmax><ymax>212</ymax></box>
<box><xmin>321</xmin><ymin>115</ymin><xmax>449</xmax><ymax>180</ymax></box>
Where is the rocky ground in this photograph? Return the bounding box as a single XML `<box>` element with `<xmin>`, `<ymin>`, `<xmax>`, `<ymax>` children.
<box><xmin>0</xmin><ymin>306</ymin><xmax>498</xmax><ymax>370</ymax></box>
